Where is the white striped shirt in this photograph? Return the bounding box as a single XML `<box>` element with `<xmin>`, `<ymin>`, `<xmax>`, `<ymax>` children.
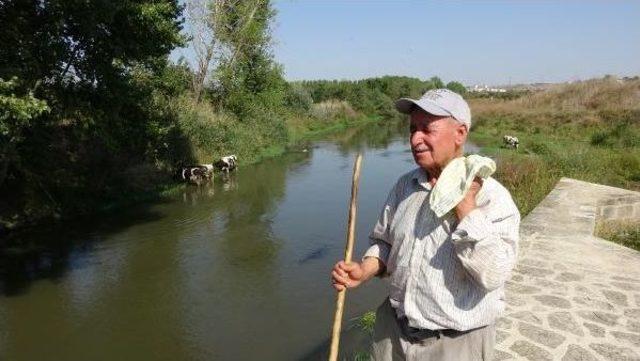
<box><xmin>363</xmin><ymin>167</ymin><xmax>520</xmax><ymax>331</ymax></box>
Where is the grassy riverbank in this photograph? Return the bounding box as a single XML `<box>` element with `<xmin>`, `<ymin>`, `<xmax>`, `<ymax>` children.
<box><xmin>469</xmin><ymin>77</ymin><xmax>640</xmax><ymax>216</ymax></box>
<box><xmin>1</xmin><ymin>71</ymin><xmax>448</xmax><ymax>233</ymax></box>
<box><xmin>0</xmin><ymin>109</ymin><xmax>382</xmax><ymax>235</ymax></box>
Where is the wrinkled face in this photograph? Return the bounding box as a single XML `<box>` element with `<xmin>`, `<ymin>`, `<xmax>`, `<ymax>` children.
<box><xmin>409</xmin><ymin>110</ymin><xmax>467</xmax><ymax>172</ymax></box>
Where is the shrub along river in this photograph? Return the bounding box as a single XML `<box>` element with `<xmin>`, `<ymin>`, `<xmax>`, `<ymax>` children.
<box><xmin>0</xmin><ymin>119</ymin><xmax>480</xmax><ymax>360</ymax></box>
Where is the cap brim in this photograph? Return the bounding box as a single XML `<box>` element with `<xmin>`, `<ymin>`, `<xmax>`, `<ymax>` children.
<box><xmin>395</xmin><ymin>98</ymin><xmax>452</xmax><ymax>117</ymax></box>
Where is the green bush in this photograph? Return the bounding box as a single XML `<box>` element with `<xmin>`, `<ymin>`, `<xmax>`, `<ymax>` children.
<box><xmin>527</xmin><ymin>141</ymin><xmax>553</xmax><ymax>156</ymax></box>
<box><xmin>590</xmin><ymin>131</ymin><xmax>610</xmax><ymax>146</ymax></box>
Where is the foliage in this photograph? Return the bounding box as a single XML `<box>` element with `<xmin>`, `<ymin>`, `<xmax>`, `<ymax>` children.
<box><xmin>0</xmin><ymin>0</ymin><xmax>185</xmax><ymax>229</ymax></box>
<box><xmin>298</xmin><ymin>76</ymin><xmax>449</xmax><ymax>118</ymax></box>
<box><xmin>213</xmin><ymin>0</ymin><xmax>287</xmax><ymax>116</ymax></box>
<box><xmin>0</xmin><ymin>0</ymin><xmax>184</xmax><ymax>90</ymax></box>
<box><xmin>353</xmin><ymin>351</ymin><xmax>371</xmax><ymax>361</ymax></box>
<box><xmin>283</xmin><ymin>83</ymin><xmax>313</xmax><ymax>112</ymax></box>
<box><xmin>0</xmin><ymin>0</ymin><xmax>471</xmax><ymax>231</ymax></box>
<box><xmin>429</xmin><ymin>76</ymin><xmax>444</xmax><ymax>89</ymax></box>
<box><xmin>0</xmin><ymin>77</ymin><xmax>50</xmax><ymax>203</ymax></box>
<box><xmin>446</xmin><ymin>81</ymin><xmax>467</xmax><ymax>94</ymax></box>
<box><xmin>357</xmin><ymin>311</ymin><xmax>376</xmax><ymax>335</ymax></box>
<box><xmin>0</xmin><ymin>77</ymin><xmax>49</xmax><ymax>143</ymax></box>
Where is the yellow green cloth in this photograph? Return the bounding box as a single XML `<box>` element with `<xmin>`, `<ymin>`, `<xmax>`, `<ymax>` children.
<box><xmin>429</xmin><ymin>155</ymin><xmax>496</xmax><ymax>217</ymax></box>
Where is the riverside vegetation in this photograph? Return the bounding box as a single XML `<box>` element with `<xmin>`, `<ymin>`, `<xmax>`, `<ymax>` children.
<box><xmin>468</xmin><ymin>76</ymin><xmax>640</xmax><ymax>218</ymax></box>
<box><xmin>0</xmin><ymin>0</ymin><xmax>465</xmax><ymax>233</ymax></box>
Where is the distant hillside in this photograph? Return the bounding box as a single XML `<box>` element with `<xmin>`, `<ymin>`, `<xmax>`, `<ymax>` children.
<box><xmin>470</xmin><ymin>77</ymin><xmax>640</xmax><ymax>124</ymax></box>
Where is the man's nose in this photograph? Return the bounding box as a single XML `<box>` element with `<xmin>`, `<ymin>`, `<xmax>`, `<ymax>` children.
<box><xmin>410</xmin><ymin>131</ymin><xmax>425</xmax><ymax>144</ymax></box>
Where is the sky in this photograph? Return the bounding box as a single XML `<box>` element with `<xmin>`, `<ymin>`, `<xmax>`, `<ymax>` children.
<box><xmin>173</xmin><ymin>1</ymin><xmax>640</xmax><ymax>86</ymax></box>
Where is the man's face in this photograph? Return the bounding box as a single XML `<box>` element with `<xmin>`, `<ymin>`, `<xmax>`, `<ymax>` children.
<box><xmin>409</xmin><ymin>110</ymin><xmax>467</xmax><ymax>171</ymax></box>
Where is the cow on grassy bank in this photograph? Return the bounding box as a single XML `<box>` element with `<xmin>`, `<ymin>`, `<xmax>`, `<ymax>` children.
<box><xmin>503</xmin><ymin>135</ymin><xmax>519</xmax><ymax>149</ymax></box>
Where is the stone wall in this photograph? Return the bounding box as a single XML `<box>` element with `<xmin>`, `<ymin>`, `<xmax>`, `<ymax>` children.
<box><xmin>597</xmin><ymin>194</ymin><xmax>640</xmax><ymax>222</ymax></box>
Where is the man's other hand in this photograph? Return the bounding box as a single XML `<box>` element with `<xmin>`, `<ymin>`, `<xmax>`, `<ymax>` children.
<box><xmin>455</xmin><ymin>177</ymin><xmax>483</xmax><ymax>220</ymax></box>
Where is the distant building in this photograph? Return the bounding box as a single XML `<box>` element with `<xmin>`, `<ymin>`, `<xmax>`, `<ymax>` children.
<box><xmin>467</xmin><ymin>84</ymin><xmax>507</xmax><ymax>93</ymax></box>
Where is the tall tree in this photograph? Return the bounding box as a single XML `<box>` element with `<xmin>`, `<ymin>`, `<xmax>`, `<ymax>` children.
<box><xmin>185</xmin><ymin>0</ymin><xmax>225</xmax><ymax>102</ymax></box>
<box><xmin>214</xmin><ymin>0</ymin><xmax>285</xmax><ymax>114</ymax></box>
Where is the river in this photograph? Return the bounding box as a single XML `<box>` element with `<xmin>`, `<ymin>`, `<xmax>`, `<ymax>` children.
<box><xmin>0</xmin><ymin>120</ymin><xmax>480</xmax><ymax>360</ymax></box>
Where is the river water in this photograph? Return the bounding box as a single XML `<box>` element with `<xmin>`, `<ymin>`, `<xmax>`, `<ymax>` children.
<box><xmin>0</xmin><ymin>120</ymin><xmax>480</xmax><ymax>360</ymax></box>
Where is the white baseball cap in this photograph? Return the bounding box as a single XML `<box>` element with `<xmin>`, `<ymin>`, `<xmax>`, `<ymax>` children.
<box><xmin>395</xmin><ymin>88</ymin><xmax>472</xmax><ymax>129</ymax></box>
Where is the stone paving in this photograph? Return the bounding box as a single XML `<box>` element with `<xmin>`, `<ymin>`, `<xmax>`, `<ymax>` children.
<box><xmin>494</xmin><ymin>178</ymin><xmax>640</xmax><ymax>361</ymax></box>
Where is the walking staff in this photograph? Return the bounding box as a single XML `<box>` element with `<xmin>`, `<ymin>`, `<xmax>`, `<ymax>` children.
<box><xmin>328</xmin><ymin>153</ymin><xmax>363</xmax><ymax>361</ymax></box>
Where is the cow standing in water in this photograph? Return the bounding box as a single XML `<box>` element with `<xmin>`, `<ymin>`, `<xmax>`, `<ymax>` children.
<box><xmin>214</xmin><ymin>155</ymin><xmax>238</xmax><ymax>173</ymax></box>
<box><xmin>179</xmin><ymin>164</ymin><xmax>214</xmax><ymax>185</ymax></box>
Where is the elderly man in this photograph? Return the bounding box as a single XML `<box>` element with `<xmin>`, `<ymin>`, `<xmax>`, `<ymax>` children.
<box><xmin>331</xmin><ymin>89</ymin><xmax>520</xmax><ymax>361</ymax></box>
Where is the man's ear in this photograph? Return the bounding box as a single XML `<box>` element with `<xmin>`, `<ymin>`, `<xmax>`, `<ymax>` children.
<box><xmin>454</xmin><ymin>123</ymin><xmax>468</xmax><ymax>146</ymax></box>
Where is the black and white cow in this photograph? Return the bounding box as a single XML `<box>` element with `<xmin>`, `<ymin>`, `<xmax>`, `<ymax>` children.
<box><xmin>503</xmin><ymin>135</ymin><xmax>519</xmax><ymax>149</ymax></box>
<box><xmin>179</xmin><ymin>164</ymin><xmax>214</xmax><ymax>185</ymax></box>
<box><xmin>214</xmin><ymin>155</ymin><xmax>238</xmax><ymax>173</ymax></box>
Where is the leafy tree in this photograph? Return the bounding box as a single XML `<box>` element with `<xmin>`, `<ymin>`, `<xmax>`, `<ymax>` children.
<box><xmin>0</xmin><ymin>0</ymin><xmax>184</xmax><ymax>92</ymax></box>
<box><xmin>213</xmin><ymin>0</ymin><xmax>286</xmax><ymax>115</ymax></box>
<box><xmin>446</xmin><ymin>81</ymin><xmax>467</xmax><ymax>95</ymax></box>
<box><xmin>0</xmin><ymin>77</ymin><xmax>49</xmax><ymax>188</ymax></box>
<box><xmin>429</xmin><ymin>76</ymin><xmax>445</xmax><ymax>89</ymax></box>
<box><xmin>298</xmin><ymin>76</ymin><xmax>464</xmax><ymax>117</ymax></box>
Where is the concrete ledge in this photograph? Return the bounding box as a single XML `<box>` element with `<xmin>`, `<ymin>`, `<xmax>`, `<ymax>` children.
<box><xmin>495</xmin><ymin>178</ymin><xmax>640</xmax><ymax>361</ymax></box>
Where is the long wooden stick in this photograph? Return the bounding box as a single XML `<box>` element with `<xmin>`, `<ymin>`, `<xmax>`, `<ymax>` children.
<box><xmin>329</xmin><ymin>153</ymin><xmax>363</xmax><ymax>361</ymax></box>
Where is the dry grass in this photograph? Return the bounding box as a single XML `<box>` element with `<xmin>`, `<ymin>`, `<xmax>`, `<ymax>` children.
<box><xmin>468</xmin><ymin>76</ymin><xmax>640</xmax><ymax>217</ymax></box>
<box><xmin>595</xmin><ymin>219</ymin><xmax>640</xmax><ymax>251</ymax></box>
<box><xmin>469</xmin><ymin>77</ymin><xmax>640</xmax><ymax>122</ymax></box>
<box><xmin>310</xmin><ymin>99</ymin><xmax>358</xmax><ymax>120</ymax></box>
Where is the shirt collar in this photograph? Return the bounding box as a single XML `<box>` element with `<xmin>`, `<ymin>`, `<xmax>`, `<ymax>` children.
<box><xmin>411</xmin><ymin>168</ymin><xmax>434</xmax><ymax>191</ymax></box>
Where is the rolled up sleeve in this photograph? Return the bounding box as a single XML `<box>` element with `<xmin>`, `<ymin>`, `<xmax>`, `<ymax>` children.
<box><xmin>363</xmin><ymin>239</ymin><xmax>391</xmax><ymax>265</ymax></box>
<box><xmin>362</xmin><ymin>181</ymin><xmax>400</xmax><ymax>269</ymax></box>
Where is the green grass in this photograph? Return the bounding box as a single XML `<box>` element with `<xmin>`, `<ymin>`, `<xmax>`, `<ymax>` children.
<box><xmin>356</xmin><ymin>311</ymin><xmax>377</xmax><ymax>335</ymax></box>
<box><xmin>470</xmin><ymin>112</ymin><xmax>640</xmax><ymax>217</ymax></box>
<box><xmin>352</xmin><ymin>351</ymin><xmax>371</xmax><ymax>361</ymax></box>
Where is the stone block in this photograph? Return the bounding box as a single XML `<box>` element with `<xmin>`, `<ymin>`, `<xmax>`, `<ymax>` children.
<box><xmin>611</xmin><ymin>331</ymin><xmax>640</xmax><ymax>347</ymax></box>
<box><xmin>509</xmin><ymin>311</ymin><xmax>543</xmax><ymax>325</ymax></box>
<box><xmin>561</xmin><ymin>345</ymin><xmax>598</xmax><ymax>361</ymax></box>
<box><xmin>617</xmin><ymin>205</ymin><xmax>634</xmax><ymax>219</ymax></box>
<box><xmin>518</xmin><ymin>322</ymin><xmax>566</xmax><ymax>348</ymax></box>
<box><xmin>583</xmin><ymin>322</ymin><xmax>605</xmax><ymax>337</ymax></box>
<box><xmin>577</xmin><ymin>311</ymin><xmax>619</xmax><ymax>326</ymax></box>
<box><xmin>548</xmin><ymin>312</ymin><xmax>584</xmax><ymax>337</ymax></box>
<box><xmin>589</xmin><ymin>343</ymin><xmax>640</xmax><ymax>361</ymax></box>
<box><xmin>602</xmin><ymin>289</ymin><xmax>628</xmax><ymax>307</ymax></box>
<box><xmin>510</xmin><ymin>340</ymin><xmax>553</xmax><ymax>361</ymax></box>
<box><xmin>534</xmin><ymin>295</ymin><xmax>572</xmax><ymax>309</ymax></box>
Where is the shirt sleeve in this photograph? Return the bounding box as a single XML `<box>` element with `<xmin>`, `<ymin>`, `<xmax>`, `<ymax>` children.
<box><xmin>362</xmin><ymin>179</ymin><xmax>401</xmax><ymax>269</ymax></box>
<box><xmin>451</xmin><ymin>194</ymin><xmax>520</xmax><ymax>291</ymax></box>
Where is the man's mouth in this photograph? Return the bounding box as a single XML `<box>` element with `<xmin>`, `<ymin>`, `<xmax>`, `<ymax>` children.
<box><xmin>413</xmin><ymin>147</ymin><xmax>429</xmax><ymax>154</ymax></box>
